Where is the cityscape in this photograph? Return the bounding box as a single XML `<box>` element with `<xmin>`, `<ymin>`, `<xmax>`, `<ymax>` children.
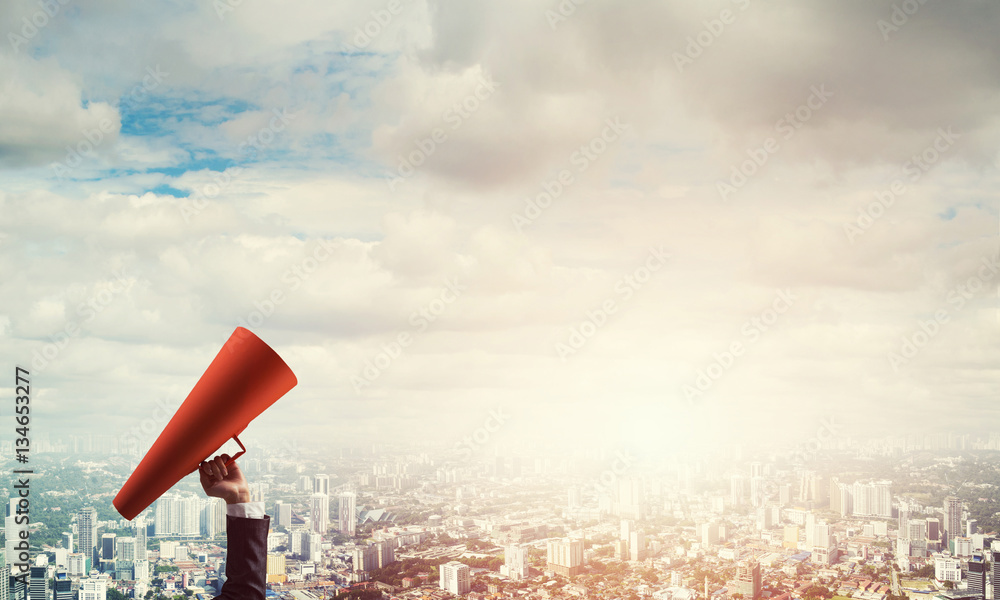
<box><xmin>1</xmin><ymin>4</ymin><xmax>998</xmax><ymax>600</ymax></box>
<box><xmin>4</xmin><ymin>432</ymin><xmax>1000</xmax><ymax>600</ymax></box>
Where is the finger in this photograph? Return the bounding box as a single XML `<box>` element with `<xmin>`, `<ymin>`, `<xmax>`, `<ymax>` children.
<box><xmin>212</xmin><ymin>455</ymin><xmax>229</xmax><ymax>478</ymax></box>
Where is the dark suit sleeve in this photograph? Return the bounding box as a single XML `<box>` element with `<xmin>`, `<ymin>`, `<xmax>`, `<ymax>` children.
<box><xmin>215</xmin><ymin>515</ymin><xmax>270</xmax><ymax>600</ymax></box>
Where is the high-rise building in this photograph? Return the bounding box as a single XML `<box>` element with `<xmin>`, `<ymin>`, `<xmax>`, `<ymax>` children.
<box><xmin>338</xmin><ymin>492</ymin><xmax>357</xmax><ymax>537</ymax></box>
<box><xmin>872</xmin><ymin>481</ymin><xmax>893</xmax><ymax>517</ymax></box>
<box><xmin>953</xmin><ymin>537</ymin><xmax>973</xmax><ymax>557</ymax></box>
<box><xmin>53</xmin><ymin>570</ymin><xmax>72</xmax><ymax>600</ymax></box>
<box><xmin>154</xmin><ymin>495</ymin><xmax>200</xmax><ymax>536</ymax></box>
<box><xmin>968</xmin><ymin>554</ymin><xmax>986</xmax><ymax>600</ymax></box>
<box><xmin>756</xmin><ymin>506</ymin><xmax>773</xmax><ymax>531</ymax></box>
<box><xmin>61</xmin><ymin>533</ymin><xmax>74</xmax><ymax>553</ymax></box>
<box><xmin>352</xmin><ymin>545</ymin><xmax>378</xmax><ymax>573</ymax></box>
<box><xmin>620</xmin><ymin>519</ymin><xmax>633</xmax><ymax>542</ymax></box>
<box><xmin>200</xmin><ymin>498</ymin><xmax>225</xmax><ymax>538</ymax></box>
<box><xmin>849</xmin><ymin>481</ymin><xmax>892</xmax><ymax>517</ymax></box>
<box><xmin>77</xmin><ymin>507</ymin><xmax>98</xmax><ymax>571</ymax></box>
<box><xmin>310</xmin><ymin>493</ymin><xmax>330</xmax><ymax>533</ymax></box>
<box><xmin>838</xmin><ymin>483</ymin><xmax>853</xmax><ymax>517</ymax></box>
<box><xmin>101</xmin><ymin>534</ymin><xmax>116</xmax><ymax>561</ymax></box>
<box><xmin>731</xmin><ymin>475</ymin><xmax>747</xmax><ymax>506</ymax></box>
<box><xmin>375</xmin><ymin>541</ymin><xmax>395</xmax><ymax>569</ymax></box>
<box><xmin>0</xmin><ymin>564</ymin><xmax>12</xmax><ymax>600</ymax></box>
<box><xmin>133</xmin><ymin>559</ymin><xmax>149</xmax><ymax>582</ymax></box>
<box><xmin>9</xmin><ymin>563</ymin><xmax>27</xmax><ymax>600</ymax></box>
<box><xmin>290</xmin><ymin>530</ymin><xmax>307</xmax><ymax>556</ymax></box>
<box><xmin>266</xmin><ymin>553</ymin><xmax>286</xmax><ymax>584</ymax></box>
<box><xmin>618</xmin><ymin>478</ymin><xmax>645</xmax><ymax>519</ymax></box>
<box><xmin>546</xmin><ymin>538</ymin><xmax>583</xmax><ymax>576</ymax></box>
<box><xmin>828</xmin><ymin>477</ymin><xmax>840</xmax><ymax>512</ymax></box>
<box><xmin>115</xmin><ymin>538</ymin><xmax>136</xmax><ymax>562</ymax></box>
<box><xmin>439</xmin><ymin>561</ymin><xmax>470</xmax><ymax>596</ymax></box>
<box><xmin>783</xmin><ymin>526</ymin><xmax>800</xmax><ymax>549</ymax></box>
<box><xmin>79</xmin><ymin>574</ymin><xmax>111</xmax><ymax>600</ymax></box>
<box><xmin>29</xmin><ymin>556</ymin><xmax>48</xmax><ymax>600</ymax></box>
<box><xmin>275</xmin><ymin>502</ymin><xmax>292</xmax><ymax>529</ymax></box>
<box><xmin>934</xmin><ymin>552</ymin><xmax>961</xmax><ymax>583</ymax></box>
<box><xmin>701</xmin><ymin>522</ymin><xmax>719</xmax><ymax>547</ymax></box>
<box><xmin>805</xmin><ymin>512</ymin><xmax>817</xmax><ymax>548</ymax></box>
<box><xmin>314</xmin><ymin>475</ymin><xmax>330</xmax><ymax>496</ymax></box>
<box><xmin>306</xmin><ymin>533</ymin><xmax>322</xmax><ymax>562</ymax></box>
<box><xmin>134</xmin><ymin>517</ymin><xmax>147</xmax><ymax>561</ymax></box>
<box><xmin>503</xmin><ymin>544</ymin><xmax>529</xmax><ymax>581</ymax></box>
<box><xmin>52</xmin><ymin>548</ymin><xmax>68</xmax><ymax>569</ymax></box>
<box><xmin>814</xmin><ymin>523</ymin><xmax>831</xmax><ymax>550</ymax></box>
<box><xmin>943</xmin><ymin>497</ymin><xmax>962</xmax><ymax>547</ymax></box>
<box><xmin>113</xmin><ymin>559</ymin><xmax>133</xmax><ymax>582</ymax></box>
<box><xmin>629</xmin><ymin>531</ymin><xmax>645</xmax><ymax>562</ymax></box>
<box><xmin>7</xmin><ymin>499</ymin><xmax>28</xmax><ymax>578</ymax></box>
<box><xmin>568</xmin><ymin>487</ymin><xmax>581</xmax><ymax>509</ymax></box>
<box><xmin>734</xmin><ymin>561</ymin><xmax>761</xmax><ymax>600</ymax></box>
<box><xmin>898</xmin><ymin>507</ymin><xmax>910</xmax><ymax>539</ymax></box>
<box><xmin>925</xmin><ymin>518</ymin><xmax>940</xmax><ymax>540</ymax></box>
<box><xmin>778</xmin><ymin>484</ymin><xmax>792</xmax><ymax>506</ymax></box>
<box><xmin>67</xmin><ymin>554</ymin><xmax>86</xmax><ymax>577</ymax></box>
<box><xmin>991</xmin><ymin>551</ymin><xmax>1000</xmax><ymax>600</ymax></box>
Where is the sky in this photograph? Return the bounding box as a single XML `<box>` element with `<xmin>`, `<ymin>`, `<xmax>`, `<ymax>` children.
<box><xmin>0</xmin><ymin>0</ymin><xmax>998</xmax><ymax>461</ymax></box>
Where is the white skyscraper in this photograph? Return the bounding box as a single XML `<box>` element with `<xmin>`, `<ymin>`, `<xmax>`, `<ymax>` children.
<box><xmin>306</xmin><ymin>533</ymin><xmax>322</xmax><ymax>562</ymax></box>
<box><xmin>546</xmin><ymin>538</ymin><xmax>584</xmax><ymax>576</ymax></box>
<box><xmin>155</xmin><ymin>495</ymin><xmax>201</xmax><ymax>536</ymax></box>
<box><xmin>944</xmin><ymin>497</ymin><xmax>962</xmax><ymax>546</ymax></box>
<box><xmin>79</xmin><ymin>574</ymin><xmax>111</xmax><ymax>600</ymax></box>
<box><xmin>0</xmin><ymin>564</ymin><xmax>11</xmax><ymax>600</ymax></box>
<box><xmin>314</xmin><ymin>475</ymin><xmax>330</xmax><ymax>496</ymax></box>
<box><xmin>618</xmin><ymin>478</ymin><xmax>644</xmax><ymax>519</ymax></box>
<box><xmin>290</xmin><ymin>530</ymin><xmax>307</xmax><ymax>556</ymax></box>
<box><xmin>731</xmin><ymin>475</ymin><xmax>747</xmax><ymax>506</ymax></box>
<box><xmin>76</xmin><ymin>507</ymin><xmax>98</xmax><ymax>570</ymax></box>
<box><xmin>200</xmin><ymin>498</ymin><xmax>226</xmax><ymax>538</ymax></box>
<box><xmin>439</xmin><ymin>561</ymin><xmax>470</xmax><ymax>595</ymax></box>
<box><xmin>275</xmin><ymin>502</ymin><xmax>292</xmax><ymax>528</ymax></box>
<box><xmin>134</xmin><ymin>517</ymin><xmax>147</xmax><ymax>561</ymax></box>
<box><xmin>503</xmin><ymin>544</ymin><xmax>529</xmax><ymax>581</ymax></box>
<box><xmin>338</xmin><ymin>492</ymin><xmax>356</xmax><ymax>536</ymax></box>
<box><xmin>620</xmin><ymin>519</ymin><xmax>633</xmax><ymax>542</ymax></box>
<box><xmin>630</xmin><ymin>531</ymin><xmax>646</xmax><ymax>561</ymax></box>
<box><xmin>310</xmin><ymin>493</ymin><xmax>330</xmax><ymax>534</ymax></box>
<box><xmin>805</xmin><ymin>512</ymin><xmax>816</xmax><ymax>548</ymax></box>
<box><xmin>115</xmin><ymin>538</ymin><xmax>136</xmax><ymax>562</ymax></box>
<box><xmin>67</xmin><ymin>554</ymin><xmax>86</xmax><ymax>576</ymax></box>
<box><xmin>7</xmin><ymin>499</ymin><xmax>28</xmax><ymax>573</ymax></box>
<box><xmin>133</xmin><ymin>559</ymin><xmax>149</xmax><ymax>582</ymax></box>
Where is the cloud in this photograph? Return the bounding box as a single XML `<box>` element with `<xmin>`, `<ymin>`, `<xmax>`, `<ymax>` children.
<box><xmin>0</xmin><ymin>55</ymin><xmax>120</xmax><ymax>168</ymax></box>
<box><xmin>0</xmin><ymin>0</ymin><xmax>998</xmax><ymax>448</ymax></box>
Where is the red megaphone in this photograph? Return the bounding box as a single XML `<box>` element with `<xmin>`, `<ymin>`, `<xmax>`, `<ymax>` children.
<box><xmin>113</xmin><ymin>327</ymin><xmax>297</xmax><ymax>520</ymax></box>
